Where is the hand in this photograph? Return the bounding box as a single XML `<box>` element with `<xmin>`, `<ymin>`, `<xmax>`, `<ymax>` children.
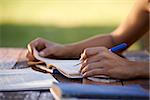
<box><xmin>26</xmin><ymin>38</ymin><xmax>68</xmax><ymax>61</ymax></box>
<box><xmin>80</xmin><ymin>47</ymin><xmax>140</xmax><ymax>79</ymax></box>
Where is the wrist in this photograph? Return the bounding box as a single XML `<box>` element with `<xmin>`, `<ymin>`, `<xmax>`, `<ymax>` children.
<box><xmin>128</xmin><ymin>61</ymin><xmax>149</xmax><ymax>78</ymax></box>
<box><xmin>63</xmin><ymin>44</ymin><xmax>81</xmax><ymax>58</ymax></box>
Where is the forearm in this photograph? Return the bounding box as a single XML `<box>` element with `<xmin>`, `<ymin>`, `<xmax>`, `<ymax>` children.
<box><xmin>111</xmin><ymin>0</ymin><xmax>149</xmax><ymax>47</ymax></box>
<box><xmin>129</xmin><ymin>61</ymin><xmax>149</xmax><ymax>78</ymax></box>
<box><xmin>64</xmin><ymin>34</ymin><xmax>116</xmax><ymax>58</ymax></box>
<box><xmin>63</xmin><ymin>0</ymin><xmax>149</xmax><ymax>58</ymax></box>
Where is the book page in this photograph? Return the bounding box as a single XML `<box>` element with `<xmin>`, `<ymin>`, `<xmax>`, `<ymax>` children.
<box><xmin>0</xmin><ymin>68</ymin><xmax>58</xmax><ymax>91</ymax></box>
<box><xmin>33</xmin><ymin>49</ymin><xmax>82</xmax><ymax>78</ymax></box>
<box><xmin>33</xmin><ymin>49</ymin><xmax>118</xmax><ymax>81</ymax></box>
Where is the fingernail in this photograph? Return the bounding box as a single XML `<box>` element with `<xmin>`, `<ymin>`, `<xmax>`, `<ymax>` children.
<box><xmin>39</xmin><ymin>51</ymin><xmax>45</xmax><ymax>56</ymax></box>
<box><xmin>27</xmin><ymin>44</ymin><xmax>32</xmax><ymax>53</ymax></box>
<box><xmin>79</xmin><ymin>57</ymin><xmax>83</xmax><ymax>61</ymax></box>
<box><xmin>82</xmin><ymin>73</ymin><xmax>86</xmax><ymax>77</ymax></box>
<box><xmin>79</xmin><ymin>53</ymin><xmax>84</xmax><ymax>61</ymax></box>
<box><xmin>81</xmin><ymin>73</ymin><xmax>84</xmax><ymax>77</ymax></box>
<box><xmin>79</xmin><ymin>58</ymin><xmax>82</xmax><ymax>61</ymax></box>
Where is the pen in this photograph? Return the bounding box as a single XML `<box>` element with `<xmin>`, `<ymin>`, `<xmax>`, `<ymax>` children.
<box><xmin>74</xmin><ymin>43</ymin><xmax>128</xmax><ymax>66</ymax></box>
<box><xmin>109</xmin><ymin>43</ymin><xmax>128</xmax><ymax>52</ymax></box>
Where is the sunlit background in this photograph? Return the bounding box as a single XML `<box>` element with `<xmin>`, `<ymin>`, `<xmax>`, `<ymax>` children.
<box><xmin>0</xmin><ymin>0</ymin><xmax>147</xmax><ymax>50</ymax></box>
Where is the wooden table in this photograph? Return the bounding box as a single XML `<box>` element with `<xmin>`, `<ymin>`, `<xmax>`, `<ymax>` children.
<box><xmin>0</xmin><ymin>48</ymin><xmax>149</xmax><ymax>100</ymax></box>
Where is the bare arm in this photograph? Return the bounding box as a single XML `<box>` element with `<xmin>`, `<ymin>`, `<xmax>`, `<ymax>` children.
<box><xmin>111</xmin><ymin>0</ymin><xmax>149</xmax><ymax>46</ymax></box>
<box><xmin>65</xmin><ymin>0</ymin><xmax>149</xmax><ymax>57</ymax></box>
<box><xmin>79</xmin><ymin>47</ymin><xmax>149</xmax><ymax>79</ymax></box>
<box><xmin>27</xmin><ymin>0</ymin><xmax>149</xmax><ymax>60</ymax></box>
<box><xmin>27</xmin><ymin>0</ymin><xmax>149</xmax><ymax>79</ymax></box>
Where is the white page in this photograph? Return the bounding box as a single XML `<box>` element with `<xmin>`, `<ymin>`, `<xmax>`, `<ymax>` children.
<box><xmin>33</xmin><ymin>49</ymin><xmax>82</xmax><ymax>78</ymax></box>
<box><xmin>0</xmin><ymin>68</ymin><xmax>58</xmax><ymax>91</ymax></box>
<box><xmin>33</xmin><ymin>49</ymin><xmax>119</xmax><ymax>82</ymax></box>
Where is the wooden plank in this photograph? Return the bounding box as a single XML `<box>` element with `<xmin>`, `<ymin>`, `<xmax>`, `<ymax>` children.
<box><xmin>0</xmin><ymin>48</ymin><xmax>22</xmax><ymax>69</ymax></box>
<box><xmin>13</xmin><ymin>49</ymin><xmax>29</xmax><ymax>69</ymax></box>
<box><xmin>82</xmin><ymin>78</ymin><xmax>123</xmax><ymax>85</ymax></box>
<box><xmin>140</xmin><ymin>31</ymin><xmax>149</xmax><ymax>52</ymax></box>
<box><xmin>38</xmin><ymin>91</ymin><xmax>54</xmax><ymax>100</ymax></box>
<box><xmin>123</xmin><ymin>51</ymin><xmax>149</xmax><ymax>61</ymax></box>
<box><xmin>122</xmin><ymin>51</ymin><xmax>149</xmax><ymax>91</ymax></box>
<box><xmin>0</xmin><ymin>91</ymin><xmax>41</xmax><ymax>100</ymax></box>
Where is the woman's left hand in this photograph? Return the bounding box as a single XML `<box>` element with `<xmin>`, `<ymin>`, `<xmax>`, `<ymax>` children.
<box><xmin>80</xmin><ymin>47</ymin><xmax>138</xmax><ymax>79</ymax></box>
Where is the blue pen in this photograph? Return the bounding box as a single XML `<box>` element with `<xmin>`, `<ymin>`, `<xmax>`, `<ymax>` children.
<box><xmin>74</xmin><ymin>43</ymin><xmax>128</xmax><ymax>66</ymax></box>
<box><xmin>109</xmin><ymin>43</ymin><xmax>128</xmax><ymax>52</ymax></box>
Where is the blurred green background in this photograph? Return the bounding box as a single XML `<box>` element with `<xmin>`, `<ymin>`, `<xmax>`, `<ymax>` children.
<box><xmin>0</xmin><ymin>0</ymin><xmax>142</xmax><ymax>50</ymax></box>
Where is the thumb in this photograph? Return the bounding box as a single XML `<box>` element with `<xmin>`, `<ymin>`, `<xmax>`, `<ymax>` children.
<box><xmin>39</xmin><ymin>48</ymin><xmax>53</xmax><ymax>57</ymax></box>
<box><xmin>80</xmin><ymin>47</ymin><xmax>99</xmax><ymax>60</ymax></box>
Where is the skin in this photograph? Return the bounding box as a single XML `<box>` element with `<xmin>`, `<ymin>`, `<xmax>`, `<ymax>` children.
<box><xmin>80</xmin><ymin>47</ymin><xmax>149</xmax><ymax>79</ymax></box>
<box><xmin>26</xmin><ymin>0</ymin><xmax>149</xmax><ymax>79</ymax></box>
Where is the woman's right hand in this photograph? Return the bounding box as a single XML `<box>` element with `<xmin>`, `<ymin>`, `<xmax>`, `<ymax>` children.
<box><xmin>26</xmin><ymin>38</ymin><xmax>69</xmax><ymax>61</ymax></box>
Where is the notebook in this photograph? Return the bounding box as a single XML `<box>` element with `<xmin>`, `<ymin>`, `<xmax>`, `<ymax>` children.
<box><xmin>0</xmin><ymin>68</ymin><xmax>58</xmax><ymax>91</ymax></box>
<box><xmin>50</xmin><ymin>82</ymin><xmax>149</xmax><ymax>100</ymax></box>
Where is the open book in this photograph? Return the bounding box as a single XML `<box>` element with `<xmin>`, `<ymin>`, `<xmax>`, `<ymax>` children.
<box><xmin>33</xmin><ymin>49</ymin><xmax>82</xmax><ymax>78</ymax></box>
<box><xmin>33</xmin><ymin>49</ymin><xmax>113</xmax><ymax>81</ymax></box>
<box><xmin>0</xmin><ymin>68</ymin><xmax>58</xmax><ymax>91</ymax></box>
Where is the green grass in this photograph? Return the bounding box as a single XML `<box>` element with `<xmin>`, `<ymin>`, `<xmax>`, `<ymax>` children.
<box><xmin>0</xmin><ymin>24</ymin><xmax>117</xmax><ymax>47</ymax></box>
<box><xmin>0</xmin><ymin>0</ymin><xmax>141</xmax><ymax>50</ymax></box>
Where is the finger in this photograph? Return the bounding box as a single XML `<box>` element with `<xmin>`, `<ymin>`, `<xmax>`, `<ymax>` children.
<box><xmin>80</xmin><ymin>52</ymin><xmax>109</xmax><ymax>71</ymax></box>
<box><xmin>27</xmin><ymin>44</ymin><xmax>33</xmax><ymax>54</ymax></box>
<box><xmin>80</xmin><ymin>47</ymin><xmax>108</xmax><ymax>61</ymax></box>
<box><xmin>82</xmin><ymin>69</ymin><xmax>108</xmax><ymax>77</ymax></box>
<box><xmin>39</xmin><ymin>47</ymin><xmax>55</xmax><ymax>57</ymax></box>
<box><xmin>83</xmin><ymin>53</ymin><xmax>104</xmax><ymax>65</ymax></box>
<box><xmin>80</xmin><ymin>48</ymin><xmax>97</xmax><ymax>61</ymax></box>
<box><xmin>79</xmin><ymin>53</ymin><xmax>87</xmax><ymax>61</ymax></box>
<box><xmin>34</xmin><ymin>39</ymin><xmax>46</xmax><ymax>51</ymax></box>
<box><xmin>79</xmin><ymin>61</ymin><xmax>87</xmax><ymax>72</ymax></box>
<box><xmin>26</xmin><ymin>50</ymin><xmax>37</xmax><ymax>61</ymax></box>
<box><xmin>28</xmin><ymin>38</ymin><xmax>45</xmax><ymax>53</ymax></box>
<box><xmin>81</xmin><ymin>62</ymin><xmax>104</xmax><ymax>74</ymax></box>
